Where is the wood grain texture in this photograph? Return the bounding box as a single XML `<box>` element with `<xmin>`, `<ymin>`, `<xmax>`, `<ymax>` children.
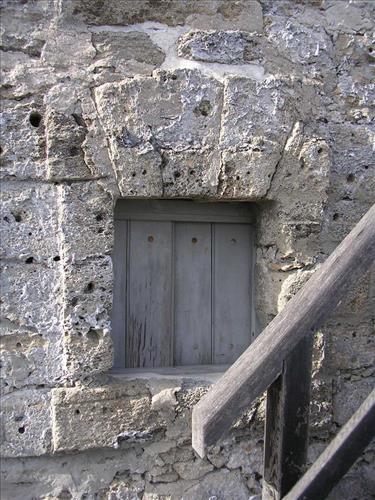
<box><xmin>126</xmin><ymin>220</ymin><xmax>173</xmax><ymax>368</ymax></box>
<box><xmin>174</xmin><ymin>222</ymin><xmax>212</xmax><ymax>365</ymax></box>
<box><xmin>112</xmin><ymin>220</ymin><xmax>128</xmax><ymax>368</ymax></box>
<box><xmin>213</xmin><ymin>224</ymin><xmax>253</xmax><ymax>364</ymax></box>
<box><xmin>192</xmin><ymin>203</ymin><xmax>375</xmax><ymax>457</ymax></box>
<box><xmin>262</xmin><ymin>336</ymin><xmax>313</xmax><ymax>499</ymax></box>
<box><xmin>284</xmin><ymin>388</ymin><xmax>375</xmax><ymax>500</ymax></box>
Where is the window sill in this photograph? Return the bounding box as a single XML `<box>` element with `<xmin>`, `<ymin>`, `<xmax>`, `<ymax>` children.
<box><xmin>109</xmin><ymin>364</ymin><xmax>230</xmax><ymax>383</ymax></box>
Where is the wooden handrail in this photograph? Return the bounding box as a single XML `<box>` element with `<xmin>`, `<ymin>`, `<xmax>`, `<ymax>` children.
<box><xmin>192</xmin><ymin>203</ymin><xmax>375</xmax><ymax>458</ymax></box>
<box><xmin>284</xmin><ymin>388</ymin><xmax>375</xmax><ymax>500</ymax></box>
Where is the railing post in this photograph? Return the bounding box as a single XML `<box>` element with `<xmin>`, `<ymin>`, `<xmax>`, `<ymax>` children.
<box><xmin>262</xmin><ymin>336</ymin><xmax>313</xmax><ymax>499</ymax></box>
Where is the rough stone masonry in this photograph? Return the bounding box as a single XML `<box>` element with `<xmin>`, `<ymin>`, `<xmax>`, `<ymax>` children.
<box><xmin>0</xmin><ymin>1</ymin><xmax>374</xmax><ymax>499</ymax></box>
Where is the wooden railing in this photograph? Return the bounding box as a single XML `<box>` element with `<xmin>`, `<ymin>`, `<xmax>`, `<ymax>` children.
<box><xmin>192</xmin><ymin>203</ymin><xmax>375</xmax><ymax>499</ymax></box>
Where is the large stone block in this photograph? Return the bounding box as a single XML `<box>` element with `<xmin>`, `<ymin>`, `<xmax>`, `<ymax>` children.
<box><xmin>220</xmin><ymin>76</ymin><xmax>295</xmax><ymax>154</ymax></box>
<box><xmin>51</xmin><ymin>384</ymin><xmax>165</xmax><ymax>452</ymax></box>
<box><xmin>0</xmin><ymin>262</ymin><xmax>61</xmax><ymax>334</ymax></box>
<box><xmin>178</xmin><ymin>30</ymin><xmax>262</xmax><ymax>64</ymax></box>
<box><xmin>91</xmin><ymin>30</ymin><xmax>165</xmax><ymax>78</ymax></box>
<box><xmin>94</xmin><ymin>70</ymin><xmax>223</xmax><ymax>196</ymax></box>
<box><xmin>0</xmin><ymin>389</ymin><xmax>52</xmax><ymax>457</ymax></box>
<box><xmin>0</xmin><ymin>182</ymin><xmax>59</xmax><ymax>262</ymax></box>
<box><xmin>162</xmin><ymin>149</ymin><xmax>221</xmax><ymax>198</ymax></box>
<box><xmin>0</xmin><ymin>50</ymin><xmax>56</xmax><ymax>100</ymax></box>
<box><xmin>62</xmin><ymin>257</ymin><xmax>113</xmax><ymax>377</ymax></box>
<box><xmin>41</xmin><ymin>28</ymin><xmax>95</xmax><ymax>69</ymax></box>
<box><xmin>46</xmin><ymin>110</ymin><xmax>92</xmax><ymax>180</ymax></box>
<box><xmin>62</xmin><ymin>0</ymin><xmax>263</xmax><ymax>32</ymax></box>
<box><xmin>0</xmin><ymin>100</ymin><xmax>47</xmax><ymax>180</ymax></box>
<box><xmin>61</xmin><ymin>182</ymin><xmax>114</xmax><ymax>260</ymax></box>
<box><xmin>219</xmin><ymin>146</ymin><xmax>279</xmax><ymax>199</ymax></box>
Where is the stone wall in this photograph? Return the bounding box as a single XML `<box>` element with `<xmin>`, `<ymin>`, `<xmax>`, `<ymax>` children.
<box><xmin>1</xmin><ymin>1</ymin><xmax>374</xmax><ymax>498</ymax></box>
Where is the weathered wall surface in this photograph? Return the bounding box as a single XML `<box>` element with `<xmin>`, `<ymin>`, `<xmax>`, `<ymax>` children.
<box><xmin>1</xmin><ymin>0</ymin><xmax>374</xmax><ymax>498</ymax></box>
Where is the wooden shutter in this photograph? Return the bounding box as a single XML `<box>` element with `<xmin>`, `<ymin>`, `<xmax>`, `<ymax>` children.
<box><xmin>113</xmin><ymin>201</ymin><xmax>254</xmax><ymax>369</ymax></box>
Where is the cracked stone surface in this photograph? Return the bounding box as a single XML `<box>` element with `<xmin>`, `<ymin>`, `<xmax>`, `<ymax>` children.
<box><xmin>1</xmin><ymin>0</ymin><xmax>374</xmax><ymax>499</ymax></box>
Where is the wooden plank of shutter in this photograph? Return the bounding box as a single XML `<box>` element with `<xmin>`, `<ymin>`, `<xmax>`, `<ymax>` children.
<box><xmin>213</xmin><ymin>224</ymin><xmax>253</xmax><ymax>364</ymax></box>
<box><xmin>174</xmin><ymin>222</ymin><xmax>212</xmax><ymax>365</ymax></box>
<box><xmin>112</xmin><ymin>220</ymin><xmax>127</xmax><ymax>368</ymax></box>
<box><xmin>126</xmin><ymin>220</ymin><xmax>173</xmax><ymax>368</ymax></box>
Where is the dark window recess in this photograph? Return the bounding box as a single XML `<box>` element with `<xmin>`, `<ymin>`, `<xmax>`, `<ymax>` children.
<box><xmin>112</xmin><ymin>200</ymin><xmax>255</xmax><ymax>369</ymax></box>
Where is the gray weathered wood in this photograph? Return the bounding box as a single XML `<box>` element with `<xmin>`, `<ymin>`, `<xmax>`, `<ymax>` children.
<box><xmin>115</xmin><ymin>199</ymin><xmax>255</xmax><ymax>223</ymax></box>
<box><xmin>126</xmin><ymin>220</ymin><xmax>173</xmax><ymax>367</ymax></box>
<box><xmin>112</xmin><ymin>220</ymin><xmax>128</xmax><ymax>369</ymax></box>
<box><xmin>262</xmin><ymin>336</ymin><xmax>313</xmax><ymax>499</ymax></box>
<box><xmin>192</xmin><ymin>203</ymin><xmax>375</xmax><ymax>457</ymax></box>
<box><xmin>174</xmin><ymin>222</ymin><xmax>212</xmax><ymax>365</ymax></box>
<box><xmin>213</xmin><ymin>224</ymin><xmax>253</xmax><ymax>364</ymax></box>
<box><xmin>284</xmin><ymin>387</ymin><xmax>375</xmax><ymax>500</ymax></box>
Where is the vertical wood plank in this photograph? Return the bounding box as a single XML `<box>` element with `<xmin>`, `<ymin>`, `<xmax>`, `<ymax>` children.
<box><xmin>174</xmin><ymin>222</ymin><xmax>212</xmax><ymax>365</ymax></box>
<box><xmin>112</xmin><ymin>220</ymin><xmax>127</xmax><ymax>369</ymax></box>
<box><xmin>213</xmin><ymin>224</ymin><xmax>253</xmax><ymax>364</ymax></box>
<box><xmin>126</xmin><ymin>220</ymin><xmax>173</xmax><ymax>368</ymax></box>
<box><xmin>263</xmin><ymin>336</ymin><xmax>314</xmax><ymax>499</ymax></box>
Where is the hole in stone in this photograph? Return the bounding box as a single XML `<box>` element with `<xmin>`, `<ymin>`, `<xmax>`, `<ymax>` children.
<box><xmin>75</xmin><ymin>409</ymin><xmax>80</xmax><ymax>415</ymax></box>
<box><xmin>369</xmin><ymin>47</ymin><xmax>373</xmax><ymax>53</ymax></box>
<box><xmin>18</xmin><ymin>426</ymin><xmax>26</xmax><ymax>434</ymax></box>
<box><xmin>333</xmin><ymin>213</ymin><xmax>340</xmax><ymax>221</ymax></box>
<box><xmin>16</xmin><ymin>342</ymin><xmax>22</xmax><ymax>348</ymax></box>
<box><xmin>29</xmin><ymin>112</ymin><xmax>42</xmax><ymax>128</ymax></box>
<box><xmin>193</xmin><ymin>100</ymin><xmax>212</xmax><ymax>117</ymax></box>
<box><xmin>96</xmin><ymin>213</ymin><xmax>103</xmax><ymax>222</ymax></box>
<box><xmin>84</xmin><ymin>282</ymin><xmax>95</xmax><ymax>293</ymax></box>
<box><xmin>171</xmin><ymin>74</ymin><xmax>178</xmax><ymax>80</ymax></box>
<box><xmin>346</xmin><ymin>173</ymin><xmax>355</xmax><ymax>183</ymax></box>
<box><xmin>364</xmin><ymin>165</ymin><xmax>369</xmax><ymax>170</ymax></box>
<box><xmin>131</xmin><ymin>172</ymin><xmax>136</xmax><ymax>177</ymax></box>
<box><xmin>173</xmin><ymin>171</ymin><xmax>181</xmax><ymax>178</ymax></box>
<box><xmin>192</xmin><ymin>237</ymin><xmax>198</xmax><ymax>244</ymax></box>
<box><xmin>236</xmin><ymin>175</ymin><xmax>240</xmax><ymax>181</ymax></box>
<box><xmin>189</xmin><ymin>169</ymin><xmax>195</xmax><ymax>176</ymax></box>
<box><xmin>142</xmin><ymin>169</ymin><xmax>147</xmax><ymax>175</ymax></box>
<box><xmin>72</xmin><ymin>113</ymin><xmax>86</xmax><ymax>127</ymax></box>
<box><xmin>86</xmin><ymin>329</ymin><xmax>100</xmax><ymax>342</ymax></box>
<box><xmin>25</xmin><ymin>257</ymin><xmax>34</xmax><ymax>264</ymax></box>
<box><xmin>53</xmin><ymin>255</ymin><xmax>61</xmax><ymax>262</ymax></box>
<box><xmin>3</xmin><ymin>216</ymin><xmax>10</xmax><ymax>223</ymax></box>
<box><xmin>97</xmin><ymin>227</ymin><xmax>104</xmax><ymax>234</ymax></box>
<box><xmin>352</xmin><ymin>332</ymin><xmax>357</xmax><ymax>338</ymax></box>
<box><xmin>28</xmin><ymin>232</ymin><xmax>32</xmax><ymax>236</ymax></box>
<box><xmin>148</xmin><ymin>235</ymin><xmax>154</xmax><ymax>242</ymax></box>
<box><xmin>317</xmin><ymin>147</ymin><xmax>323</xmax><ymax>154</ymax></box>
<box><xmin>13</xmin><ymin>213</ymin><xmax>22</xmax><ymax>222</ymax></box>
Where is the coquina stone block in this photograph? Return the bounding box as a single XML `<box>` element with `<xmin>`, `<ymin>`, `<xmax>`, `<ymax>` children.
<box><xmin>63</xmin><ymin>256</ymin><xmax>113</xmax><ymax>377</ymax></box>
<box><xmin>62</xmin><ymin>0</ymin><xmax>263</xmax><ymax>32</ymax></box>
<box><xmin>0</xmin><ymin>262</ymin><xmax>61</xmax><ymax>334</ymax></box>
<box><xmin>0</xmin><ymin>325</ymin><xmax>64</xmax><ymax>393</ymax></box>
<box><xmin>178</xmin><ymin>30</ymin><xmax>262</xmax><ymax>64</ymax></box>
<box><xmin>46</xmin><ymin>110</ymin><xmax>92</xmax><ymax>180</ymax></box>
<box><xmin>91</xmin><ymin>31</ymin><xmax>165</xmax><ymax>78</ymax></box>
<box><xmin>0</xmin><ymin>182</ymin><xmax>59</xmax><ymax>263</ymax></box>
<box><xmin>60</xmin><ymin>182</ymin><xmax>114</xmax><ymax>261</ymax></box>
<box><xmin>0</xmin><ymin>389</ymin><xmax>52</xmax><ymax>457</ymax></box>
<box><xmin>0</xmin><ymin>100</ymin><xmax>46</xmax><ymax>180</ymax></box>
<box><xmin>51</xmin><ymin>384</ymin><xmax>165</xmax><ymax>452</ymax></box>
